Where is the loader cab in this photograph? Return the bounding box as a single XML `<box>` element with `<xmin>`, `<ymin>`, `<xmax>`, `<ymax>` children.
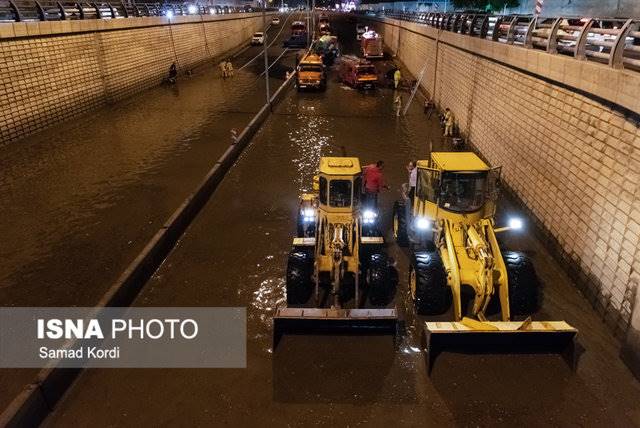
<box><xmin>317</xmin><ymin>157</ymin><xmax>362</xmax><ymax>214</ymax></box>
<box><xmin>415</xmin><ymin>152</ymin><xmax>500</xmax><ymax>220</ymax></box>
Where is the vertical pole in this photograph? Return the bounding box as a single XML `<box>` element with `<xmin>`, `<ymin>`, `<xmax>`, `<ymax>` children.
<box><xmin>307</xmin><ymin>0</ymin><xmax>310</xmax><ymax>47</ymax></box>
<box><xmin>262</xmin><ymin>1</ymin><xmax>271</xmax><ymax>107</ymax></box>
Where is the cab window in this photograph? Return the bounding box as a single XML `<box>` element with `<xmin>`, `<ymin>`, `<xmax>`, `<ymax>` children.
<box><xmin>329</xmin><ymin>180</ymin><xmax>352</xmax><ymax>207</ymax></box>
<box><xmin>417</xmin><ymin>168</ymin><xmax>439</xmax><ymax>203</ymax></box>
<box><xmin>439</xmin><ymin>171</ymin><xmax>487</xmax><ymax>213</ymax></box>
<box><xmin>319</xmin><ymin>176</ymin><xmax>327</xmax><ymax>204</ymax></box>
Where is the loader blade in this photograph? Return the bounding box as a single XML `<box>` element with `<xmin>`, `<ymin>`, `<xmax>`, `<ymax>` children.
<box><xmin>273</xmin><ymin>307</ymin><xmax>398</xmax><ymax>349</ymax></box>
<box><xmin>422</xmin><ymin>320</ymin><xmax>578</xmax><ymax>375</ymax></box>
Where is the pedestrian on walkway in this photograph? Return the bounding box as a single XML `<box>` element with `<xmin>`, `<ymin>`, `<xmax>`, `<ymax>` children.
<box><xmin>362</xmin><ymin>161</ymin><xmax>389</xmax><ymax>208</ymax></box>
<box><xmin>394</xmin><ymin>94</ymin><xmax>403</xmax><ymax>117</ymax></box>
<box><xmin>444</xmin><ymin>107</ymin><xmax>455</xmax><ymax>137</ymax></box>
<box><xmin>393</xmin><ymin>68</ymin><xmax>402</xmax><ymax>89</ymax></box>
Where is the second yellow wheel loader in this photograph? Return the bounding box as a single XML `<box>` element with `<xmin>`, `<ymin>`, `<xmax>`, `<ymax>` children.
<box><xmin>393</xmin><ymin>152</ymin><xmax>578</xmax><ymax>372</ymax></box>
<box><xmin>273</xmin><ymin>157</ymin><xmax>398</xmax><ymax>347</ymax></box>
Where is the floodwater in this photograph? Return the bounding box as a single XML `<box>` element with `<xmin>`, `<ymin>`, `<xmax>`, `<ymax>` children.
<box><xmin>43</xmin><ymin>15</ymin><xmax>640</xmax><ymax>427</ymax></box>
<box><xmin>0</xmin><ymin>13</ymin><xmax>301</xmax><ymax>411</ymax></box>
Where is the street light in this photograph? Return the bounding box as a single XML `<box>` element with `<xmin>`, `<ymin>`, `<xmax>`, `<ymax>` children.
<box><xmin>262</xmin><ymin>0</ymin><xmax>271</xmax><ymax>107</ymax></box>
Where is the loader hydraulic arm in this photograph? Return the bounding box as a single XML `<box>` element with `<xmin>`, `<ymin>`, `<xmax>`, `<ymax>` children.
<box><xmin>466</xmin><ymin>224</ymin><xmax>494</xmax><ymax>320</ymax></box>
<box><xmin>440</xmin><ymin>219</ymin><xmax>505</xmax><ymax>321</ymax></box>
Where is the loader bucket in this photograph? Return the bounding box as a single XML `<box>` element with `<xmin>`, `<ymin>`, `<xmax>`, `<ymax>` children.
<box><xmin>273</xmin><ymin>307</ymin><xmax>398</xmax><ymax>349</ymax></box>
<box><xmin>422</xmin><ymin>319</ymin><xmax>578</xmax><ymax>375</ymax></box>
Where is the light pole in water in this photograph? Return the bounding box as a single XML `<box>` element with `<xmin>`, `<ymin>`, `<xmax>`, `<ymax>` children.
<box><xmin>262</xmin><ymin>0</ymin><xmax>271</xmax><ymax>107</ymax></box>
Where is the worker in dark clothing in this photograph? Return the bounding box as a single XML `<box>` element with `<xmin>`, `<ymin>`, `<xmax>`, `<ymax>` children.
<box><xmin>168</xmin><ymin>62</ymin><xmax>177</xmax><ymax>84</ymax></box>
<box><xmin>362</xmin><ymin>160</ymin><xmax>389</xmax><ymax>208</ymax></box>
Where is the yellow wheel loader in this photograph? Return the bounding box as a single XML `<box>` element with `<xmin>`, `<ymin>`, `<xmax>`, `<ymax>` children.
<box><xmin>273</xmin><ymin>157</ymin><xmax>398</xmax><ymax>347</ymax></box>
<box><xmin>392</xmin><ymin>152</ymin><xmax>578</xmax><ymax>372</ymax></box>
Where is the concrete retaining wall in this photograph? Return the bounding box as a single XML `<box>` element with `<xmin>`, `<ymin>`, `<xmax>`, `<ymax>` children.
<box><xmin>365</xmin><ymin>17</ymin><xmax>640</xmax><ymax>377</ymax></box>
<box><xmin>0</xmin><ymin>13</ymin><xmax>271</xmax><ymax>144</ymax></box>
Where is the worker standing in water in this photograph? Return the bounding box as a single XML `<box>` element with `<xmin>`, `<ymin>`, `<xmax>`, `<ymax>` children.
<box><xmin>168</xmin><ymin>62</ymin><xmax>177</xmax><ymax>84</ymax></box>
<box><xmin>219</xmin><ymin>61</ymin><xmax>227</xmax><ymax>78</ymax></box>
<box><xmin>444</xmin><ymin>108</ymin><xmax>455</xmax><ymax>137</ymax></box>
<box><xmin>393</xmin><ymin>68</ymin><xmax>401</xmax><ymax>89</ymax></box>
<box><xmin>362</xmin><ymin>161</ymin><xmax>389</xmax><ymax>208</ymax></box>
<box><xmin>226</xmin><ymin>60</ymin><xmax>234</xmax><ymax>77</ymax></box>
<box><xmin>394</xmin><ymin>94</ymin><xmax>403</xmax><ymax>117</ymax></box>
<box><xmin>406</xmin><ymin>160</ymin><xmax>417</xmax><ymax>201</ymax></box>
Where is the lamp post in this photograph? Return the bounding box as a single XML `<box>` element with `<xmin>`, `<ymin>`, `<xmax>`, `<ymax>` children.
<box><xmin>262</xmin><ymin>0</ymin><xmax>271</xmax><ymax>107</ymax></box>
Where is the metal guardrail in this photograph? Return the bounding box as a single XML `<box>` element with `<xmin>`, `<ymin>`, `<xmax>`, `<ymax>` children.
<box><xmin>0</xmin><ymin>1</ymin><xmax>273</xmax><ymax>22</ymax></box>
<box><xmin>359</xmin><ymin>10</ymin><xmax>640</xmax><ymax>72</ymax></box>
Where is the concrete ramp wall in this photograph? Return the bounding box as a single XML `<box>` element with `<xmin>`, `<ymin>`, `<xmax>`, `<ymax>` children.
<box><xmin>0</xmin><ymin>13</ymin><xmax>270</xmax><ymax>144</ymax></box>
<box><xmin>366</xmin><ymin>16</ymin><xmax>640</xmax><ymax>378</ymax></box>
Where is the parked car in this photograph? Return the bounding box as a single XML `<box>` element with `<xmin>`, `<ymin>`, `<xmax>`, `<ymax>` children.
<box><xmin>272</xmin><ymin>17</ymin><xmax>281</xmax><ymax>25</ymax></box>
<box><xmin>251</xmin><ymin>32</ymin><xmax>265</xmax><ymax>45</ymax></box>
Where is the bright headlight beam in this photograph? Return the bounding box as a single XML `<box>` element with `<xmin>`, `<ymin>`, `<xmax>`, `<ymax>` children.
<box><xmin>363</xmin><ymin>210</ymin><xmax>377</xmax><ymax>219</ymax></box>
<box><xmin>509</xmin><ymin>217</ymin><xmax>523</xmax><ymax>230</ymax></box>
<box><xmin>362</xmin><ymin>210</ymin><xmax>377</xmax><ymax>224</ymax></box>
<box><xmin>416</xmin><ymin>217</ymin><xmax>430</xmax><ymax>230</ymax></box>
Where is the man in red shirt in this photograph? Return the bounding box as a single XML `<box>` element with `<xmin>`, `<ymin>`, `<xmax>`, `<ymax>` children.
<box><xmin>362</xmin><ymin>160</ymin><xmax>389</xmax><ymax>208</ymax></box>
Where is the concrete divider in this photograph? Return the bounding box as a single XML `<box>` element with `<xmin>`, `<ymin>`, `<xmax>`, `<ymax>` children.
<box><xmin>0</xmin><ymin>73</ymin><xmax>296</xmax><ymax>428</ymax></box>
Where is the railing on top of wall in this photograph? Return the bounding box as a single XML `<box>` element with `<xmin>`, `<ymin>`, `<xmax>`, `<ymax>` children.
<box><xmin>0</xmin><ymin>1</ymin><xmax>274</xmax><ymax>23</ymax></box>
<box><xmin>358</xmin><ymin>10</ymin><xmax>640</xmax><ymax>72</ymax></box>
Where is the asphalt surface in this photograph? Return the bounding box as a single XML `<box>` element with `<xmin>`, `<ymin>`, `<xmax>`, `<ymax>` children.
<box><xmin>41</xmin><ymin>14</ymin><xmax>640</xmax><ymax>428</ymax></box>
<box><xmin>0</xmin><ymin>11</ymin><xmax>301</xmax><ymax>412</ymax></box>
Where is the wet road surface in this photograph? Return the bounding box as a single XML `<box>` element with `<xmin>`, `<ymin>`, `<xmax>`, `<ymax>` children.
<box><xmin>0</xmin><ymin>12</ymin><xmax>302</xmax><ymax>410</ymax></box>
<box><xmin>44</xmin><ymin>15</ymin><xmax>640</xmax><ymax>427</ymax></box>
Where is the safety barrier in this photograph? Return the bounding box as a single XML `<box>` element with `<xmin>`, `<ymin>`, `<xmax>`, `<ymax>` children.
<box><xmin>0</xmin><ymin>1</ymin><xmax>274</xmax><ymax>22</ymax></box>
<box><xmin>358</xmin><ymin>10</ymin><xmax>640</xmax><ymax>72</ymax></box>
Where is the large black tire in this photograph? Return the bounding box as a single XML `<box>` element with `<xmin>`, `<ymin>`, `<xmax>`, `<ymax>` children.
<box><xmin>367</xmin><ymin>253</ymin><xmax>392</xmax><ymax>306</ymax></box>
<box><xmin>393</xmin><ymin>200</ymin><xmax>409</xmax><ymax>247</ymax></box>
<box><xmin>411</xmin><ymin>251</ymin><xmax>451</xmax><ymax>315</ymax></box>
<box><xmin>503</xmin><ymin>251</ymin><xmax>539</xmax><ymax>315</ymax></box>
<box><xmin>286</xmin><ymin>250</ymin><xmax>314</xmax><ymax>305</ymax></box>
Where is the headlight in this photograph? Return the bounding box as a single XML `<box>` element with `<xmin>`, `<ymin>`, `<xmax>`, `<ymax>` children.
<box><xmin>509</xmin><ymin>217</ymin><xmax>523</xmax><ymax>230</ymax></box>
<box><xmin>301</xmin><ymin>208</ymin><xmax>315</xmax><ymax>223</ymax></box>
<box><xmin>165</xmin><ymin>10</ymin><xmax>174</xmax><ymax>18</ymax></box>
<box><xmin>187</xmin><ymin>4</ymin><xmax>198</xmax><ymax>14</ymax></box>
<box><xmin>362</xmin><ymin>209</ymin><xmax>377</xmax><ymax>224</ymax></box>
<box><xmin>415</xmin><ymin>217</ymin><xmax>430</xmax><ymax>230</ymax></box>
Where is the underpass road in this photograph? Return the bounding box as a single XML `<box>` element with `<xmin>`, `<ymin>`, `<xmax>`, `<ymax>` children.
<box><xmin>0</xmin><ymin>12</ymin><xmax>300</xmax><ymax>412</ymax></box>
<box><xmin>44</xmin><ymin>15</ymin><xmax>640</xmax><ymax>428</ymax></box>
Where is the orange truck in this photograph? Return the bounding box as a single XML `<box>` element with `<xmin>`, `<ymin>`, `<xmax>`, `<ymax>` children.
<box><xmin>338</xmin><ymin>55</ymin><xmax>378</xmax><ymax>89</ymax></box>
<box><xmin>296</xmin><ymin>53</ymin><xmax>327</xmax><ymax>91</ymax></box>
<box><xmin>360</xmin><ymin>30</ymin><xmax>384</xmax><ymax>59</ymax></box>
